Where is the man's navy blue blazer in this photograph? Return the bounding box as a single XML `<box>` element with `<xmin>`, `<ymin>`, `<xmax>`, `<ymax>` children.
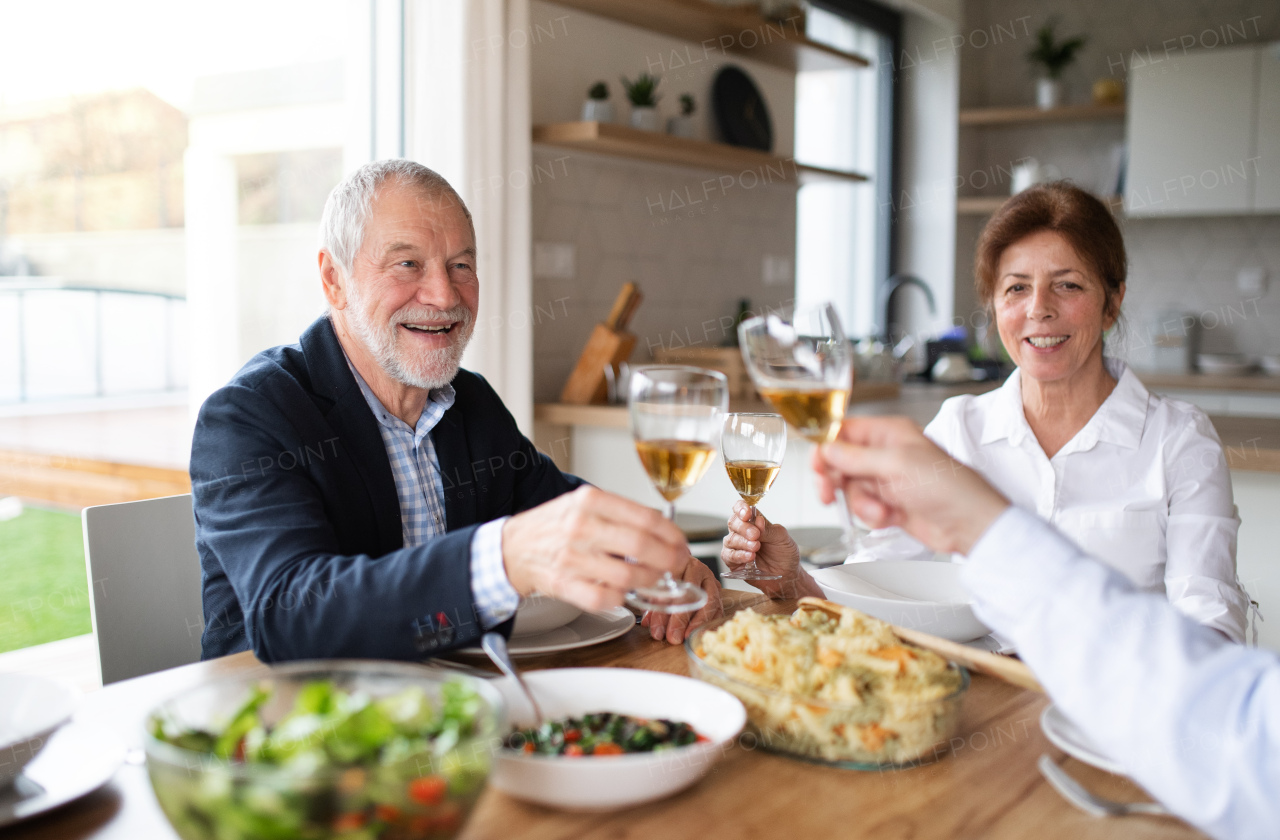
<box><xmin>190</xmin><ymin>316</ymin><xmax>583</xmax><ymax>662</ymax></box>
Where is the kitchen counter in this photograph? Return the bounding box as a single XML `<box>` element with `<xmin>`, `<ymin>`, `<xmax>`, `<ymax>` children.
<box><xmin>1136</xmin><ymin>371</ymin><xmax>1280</xmax><ymax>393</ymax></box>
<box><xmin>535</xmin><ymin>381</ymin><xmax>989</xmax><ymax>430</ymax></box>
<box><xmin>535</xmin><ymin>381</ymin><xmax>909</xmax><ymax>429</ymax></box>
<box><xmin>535</xmin><ymin>381</ymin><xmax>1280</xmax><ymax>473</ymax></box>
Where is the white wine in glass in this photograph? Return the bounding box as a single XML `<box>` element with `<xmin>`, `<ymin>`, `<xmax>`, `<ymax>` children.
<box><xmin>721</xmin><ymin>413</ymin><xmax>785</xmax><ymax>581</ymax></box>
<box><xmin>724</xmin><ymin>460</ymin><xmax>780</xmax><ymax>506</ymax></box>
<box><xmin>628</xmin><ymin>366</ymin><xmax>728</xmax><ymax>613</ymax></box>
<box><xmin>753</xmin><ymin>387</ymin><xmax>850</xmax><ymax>445</ymax></box>
<box><xmin>635</xmin><ymin>439</ymin><xmax>717</xmax><ymax>502</ymax></box>
<box><xmin>738</xmin><ymin>303</ymin><xmax>862</xmax><ymax>561</ymax></box>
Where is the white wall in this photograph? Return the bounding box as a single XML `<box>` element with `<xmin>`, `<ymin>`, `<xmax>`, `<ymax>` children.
<box><xmin>235</xmin><ymin>224</ymin><xmax>329</xmax><ymax>362</ymax></box>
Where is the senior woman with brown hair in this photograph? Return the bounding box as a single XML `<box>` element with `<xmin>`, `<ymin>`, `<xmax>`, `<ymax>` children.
<box><xmin>719</xmin><ymin>181</ymin><xmax>1251</xmax><ymax>643</ymax></box>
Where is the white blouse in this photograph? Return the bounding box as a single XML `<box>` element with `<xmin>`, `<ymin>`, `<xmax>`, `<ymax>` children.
<box><xmin>858</xmin><ymin>358</ymin><xmax>1250</xmax><ymax>642</ymax></box>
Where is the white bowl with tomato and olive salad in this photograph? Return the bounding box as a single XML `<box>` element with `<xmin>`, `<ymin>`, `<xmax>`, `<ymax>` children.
<box><xmin>491</xmin><ymin>667</ymin><xmax>747</xmax><ymax>811</ymax></box>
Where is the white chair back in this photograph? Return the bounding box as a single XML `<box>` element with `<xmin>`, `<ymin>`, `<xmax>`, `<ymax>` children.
<box><xmin>82</xmin><ymin>494</ymin><xmax>204</xmax><ymax>685</ymax></box>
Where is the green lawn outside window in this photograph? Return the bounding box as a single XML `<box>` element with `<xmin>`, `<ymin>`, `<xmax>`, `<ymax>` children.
<box><xmin>0</xmin><ymin>506</ymin><xmax>93</xmax><ymax>654</ymax></box>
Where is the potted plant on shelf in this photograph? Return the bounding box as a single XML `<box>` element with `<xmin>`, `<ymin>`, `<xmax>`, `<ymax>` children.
<box><xmin>667</xmin><ymin>93</ymin><xmax>696</xmax><ymax>138</ymax></box>
<box><xmin>621</xmin><ymin>73</ymin><xmax>661</xmax><ymax>131</ymax></box>
<box><xmin>581</xmin><ymin>81</ymin><xmax>614</xmax><ymax>123</ymax></box>
<box><xmin>1026</xmin><ymin>20</ymin><xmax>1085</xmax><ymax>109</ymax></box>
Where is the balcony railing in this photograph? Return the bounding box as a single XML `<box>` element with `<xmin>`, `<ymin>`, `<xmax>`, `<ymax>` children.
<box><xmin>0</xmin><ymin>282</ymin><xmax>187</xmax><ymax>404</ymax></box>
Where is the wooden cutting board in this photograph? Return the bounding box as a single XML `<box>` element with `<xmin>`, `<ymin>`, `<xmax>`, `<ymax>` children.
<box><xmin>560</xmin><ymin>283</ymin><xmax>642</xmax><ymax>405</ymax></box>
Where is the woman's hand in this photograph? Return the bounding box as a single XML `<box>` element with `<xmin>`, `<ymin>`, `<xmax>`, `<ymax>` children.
<box><xmin>721</xmin><ymin>501</ymin><xmax>822</xmax><ymax>599</ymax></box>
<box><xmin>641</xmin><ymin>556</ymin><xmax>723</xmax><ymax>645</ymax></box>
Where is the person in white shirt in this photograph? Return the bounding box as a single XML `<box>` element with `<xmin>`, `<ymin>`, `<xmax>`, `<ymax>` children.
<box><xmin>723</xmin><ymin>181</ymin><xmax>1250</xmax><ymax>641</ymax></box>
<box><xmin>803</xmin><ymin>415</ymin><xmax>1278</xmax><ymax>840</ymax></box>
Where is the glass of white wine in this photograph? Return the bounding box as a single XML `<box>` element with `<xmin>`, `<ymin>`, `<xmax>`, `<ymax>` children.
<box><xmin>737</xmin><ymin>302</ymin><xmax>862</xmax><ymax>561</ymax></box>
<box><xmin>628</xmin><ymin>365</ymin><xmax>727</xmax><ymax>613</ymax></box>
<box><xmin>721</xmin><ymin>413</ymin><xmax>785</xmax><ymax>581</ymax></box>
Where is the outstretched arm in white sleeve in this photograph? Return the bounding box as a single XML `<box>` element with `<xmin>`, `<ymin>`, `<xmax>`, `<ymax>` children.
<box><xmin>812</xmin><ymin>416</ymin><xmax>1280</xmax><ymax>840</ymax></box>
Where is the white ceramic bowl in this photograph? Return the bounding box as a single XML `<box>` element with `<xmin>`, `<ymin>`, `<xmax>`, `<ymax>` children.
<box><xmin>1196</xmin><ymin>353</ymin><xmax>1256</xmax><ymax>376</ymax></box>
<box><xmin>0</xmin><ymin>674</ymin><xmax>79</xmax><ymax>784</ymax></box>
<box><xmin>811</xmin><ymin>560</ymin><xmax>990</xmax><ymax>642</ymax></box>
<box><xmin>490</xmin><ymin>668</ymin><xmax>746</xmax><ymax>811</ymax></box>
<box><xmin>511</xmin><ymin>595</ymin><xmax>583</xmax><ymax>637</ymax></box>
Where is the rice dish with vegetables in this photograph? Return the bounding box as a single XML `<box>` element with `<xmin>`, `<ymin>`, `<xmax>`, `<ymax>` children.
<box><xmin>690</xmin><ymin>607</ymin><xmax>966</xmax><ymax>765</ymax></box>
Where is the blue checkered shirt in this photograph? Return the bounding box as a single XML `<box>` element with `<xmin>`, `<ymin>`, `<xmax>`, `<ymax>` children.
<box><xmin>346</xmin><ymin>359</ymin><xmax>519</xmax><ymax>630</ymax></box>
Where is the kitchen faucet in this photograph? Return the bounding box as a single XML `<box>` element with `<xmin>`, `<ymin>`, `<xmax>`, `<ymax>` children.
<box><xmin>880</xmin><ymin>273</ymin><xmax>937</xmax><ymax>344</ymax></box>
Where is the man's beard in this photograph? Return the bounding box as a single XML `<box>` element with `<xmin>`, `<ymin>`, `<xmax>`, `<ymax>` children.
<box><xmin>344</xmin><ymin>282</ymin><xmax>475</xmax><ymax>390</ymax></box>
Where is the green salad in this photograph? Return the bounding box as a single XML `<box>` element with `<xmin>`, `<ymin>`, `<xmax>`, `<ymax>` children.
<box><xmin>147</xmin><ymin>678</ymin><xmax>491</xmax><ymax>840</ymax></box>
<box><xmin>506</xmin><ymin>712</ymin><xmax>705</xmax><ymax>757</ymax></box>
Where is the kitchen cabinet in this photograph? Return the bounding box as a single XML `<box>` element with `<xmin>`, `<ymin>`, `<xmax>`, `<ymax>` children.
<box><xmin>1232</xmin><ymin>470</ymin><xmax>1280</xmax><ymax>651</ymax></box>
<box><xmin>1125</xmin><ymin>43</ymin><xmax>1276</xmax><ymax>216</ymax></box>
<box><xmin>1256</xmin><ymin>43</ymin><xmax>1280</xmax><ymax>212</ymax></box>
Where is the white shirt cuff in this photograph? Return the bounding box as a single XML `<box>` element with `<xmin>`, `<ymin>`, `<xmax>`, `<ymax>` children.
<box><xmin>469</xmin><ymin>517</ymin><xmax>520</xmax><ymax>630</ymax></box>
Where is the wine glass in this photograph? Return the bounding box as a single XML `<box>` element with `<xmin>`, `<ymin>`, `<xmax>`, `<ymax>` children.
<box><xmin>628</xmin><ymin>366</ymin><xmax>727</xmax><ymax>613</ymax></box>
<box><xmin>737</xmin><ymin>302</ymin><xmax>862</xmax><ymax>562</ymax></box>
<box><xmin>721</xmin><ymin>413</ymin><xmax>785</xmax><ymax>581</ymax></box>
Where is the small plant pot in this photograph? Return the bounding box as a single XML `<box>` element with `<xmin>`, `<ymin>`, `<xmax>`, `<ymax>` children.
<box><xmin>581</xmin><ymin>99</ymin><xmax>615</xmax><ymax>123</ymax></box>
<box><xmin>666</xmin><ymin>115</ymin><xmax>695</xmax><ymax>138</ymax></box>
<box><xmin>630</xmin><ymin>106</ymin><xmax>659</xmax><ymax>132</ymax></box>
<box><xmin>1036</xmin><ymin>78</ymin><xmax>1063</xmax><ymax>110</ymax></box>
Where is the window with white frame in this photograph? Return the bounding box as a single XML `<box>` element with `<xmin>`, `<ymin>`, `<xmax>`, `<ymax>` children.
<box><xmin>795</xmin><ymin>3</ymin><xmax>895</xmax><ymax>340</ymax></box>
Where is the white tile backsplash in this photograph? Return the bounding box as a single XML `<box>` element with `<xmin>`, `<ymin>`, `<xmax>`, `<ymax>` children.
<box><xmin>531</xmin><ymin>149</ymin><xmax>796</xmax><ymax>402</ymax></box>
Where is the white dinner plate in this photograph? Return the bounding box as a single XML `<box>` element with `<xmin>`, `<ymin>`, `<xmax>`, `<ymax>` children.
<box><xmin>0</xmin><ymin>722</ymin><xmax>124</xmax><ymax>827</ymax></box>
<box><xmin>458</xmin><ymin>607</ymin><xmax>635</xmax><ymax>657</ymax></box>
<box><xmin>811</xmin><ymin>561</ymin><xmax>991</xmax><ymax>642</ymax></box>
<box><xmin>1039</xmin><ymin>704</ymin><xmax>1124</xmax><ymax>776</ymax></box>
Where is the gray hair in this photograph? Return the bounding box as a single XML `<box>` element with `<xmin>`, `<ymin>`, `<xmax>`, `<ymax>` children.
<box><xmin>319</xmin><ymin>159</ymin><xmax>473</xmax><ymax>276</ymax></box>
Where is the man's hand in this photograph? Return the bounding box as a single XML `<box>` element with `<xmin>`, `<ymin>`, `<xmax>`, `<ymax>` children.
<box><xmin>721</xmin><ymin>502</ymin><xmax>822</xmax><ymax>600</ymax></box>
<box><xmin>501</xmin><ymin>486</ymin><xmax>689</xmax><ymax>612</ymax></box>
<box><xmin>640</xmin><ymin>556</ymin><xmax>723</xmax><ymax>644</ymax></box>
<box><xmin>811</xmin><ymin>417</ymin><xmax>1010</xmax><ymax>555</ymax></box>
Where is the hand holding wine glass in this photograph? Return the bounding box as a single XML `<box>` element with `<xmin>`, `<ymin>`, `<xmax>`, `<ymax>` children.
<box><xmin>738</xmin><ymin>302</ymin><xmax>862</xmax><ymax>561</ymax></box>
<box><xmin>721</xmin><ymin>413</ymin><xmax>785</xmax><ymax>581</ymax></box>
<box><xmin>628</xmin><ymin>366</ymin><xmax>728</xmax><ymax>613</ymax></box>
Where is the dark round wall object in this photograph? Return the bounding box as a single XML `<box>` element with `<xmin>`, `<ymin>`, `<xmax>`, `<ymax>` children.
<box><xmin>711</xmin><ymin>66</ymin><xmax>773</xmax><ymax>152</ymax></box>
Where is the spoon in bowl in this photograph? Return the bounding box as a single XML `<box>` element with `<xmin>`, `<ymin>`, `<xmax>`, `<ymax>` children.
<box><xmin>481</xmin><ymin>632</ymin><xmax>545</xmax><ymax>727</ymax></box>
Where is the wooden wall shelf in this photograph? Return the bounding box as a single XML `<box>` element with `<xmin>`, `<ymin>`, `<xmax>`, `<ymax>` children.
<box><xmin>956</xmin><ymin>196</ymin><xmax>1010</xmax><ymax>215</ymax></box>
<box><xmin>533</xmin><ymin>121</ymin><xmax>869</xmax><ymax>185</ymax></box>
<box><xmin>959</xmin><ymin>103</ymin><xmax>1126</xmax><ymax>126</ymax></box>
<box><xmin>957</xmin><ymin>194</ymin><xmax>1123</xmax><ymax>216</ymax></box>
<box><xmin>549</xmin><ymin>0</ymin><xmax>870</xmax><ymax>72</ymax></box>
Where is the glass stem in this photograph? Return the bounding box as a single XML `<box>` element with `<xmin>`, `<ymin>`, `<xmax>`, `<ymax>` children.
<box><xmin>833</xmin><ymin>486</ymin><xmax>865</xmax><ymax>550</ymax></box>
<box><xmin>662</xmin><ymin>500</ymin><xmax>678</xmax><ymax>586</ymax></box>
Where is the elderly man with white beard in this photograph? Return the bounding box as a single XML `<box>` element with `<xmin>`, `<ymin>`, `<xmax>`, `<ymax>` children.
<box><xmin>190</xmin><ymin>159</ymin><xmax>717</xmax><ymax>662</ymax></box>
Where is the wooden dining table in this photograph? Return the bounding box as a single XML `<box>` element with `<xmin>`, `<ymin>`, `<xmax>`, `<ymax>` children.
<box><xmin>10</xmin><ymin>590</ymin><xmax>1205</xmax><ymax>840</ymax></box>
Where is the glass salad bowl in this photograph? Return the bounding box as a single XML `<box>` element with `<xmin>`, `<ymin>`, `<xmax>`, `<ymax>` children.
<box><xmin>144</xmin><ymin>660</ymin><xmax>505</xmax><ymax>840</ymax></box>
